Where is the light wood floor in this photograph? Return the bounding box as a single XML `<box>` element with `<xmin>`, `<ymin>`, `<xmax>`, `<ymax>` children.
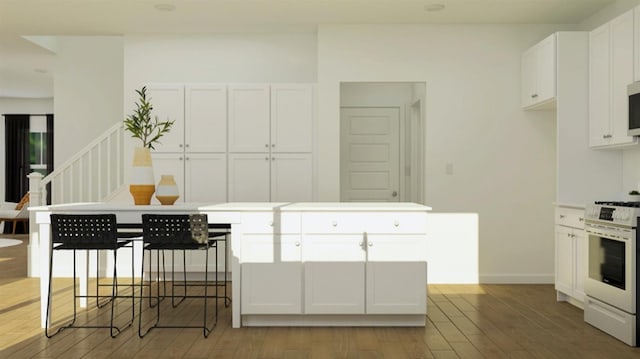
<box><xmin>1</xmin><ymin>235</ymin><xmax>640</xmax><ymax>358</ymax></box>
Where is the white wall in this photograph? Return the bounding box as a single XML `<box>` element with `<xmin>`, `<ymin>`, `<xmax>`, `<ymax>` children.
<box><xmin>0</xmin><ymin>97</ymin><xmax>53</xmax><ymax>203</ymax></box>
<box><xmin>54</xmin><ymin>36</ymin><xmax>123</xmax><ymax>166</ymax></box>
<box><xmin>318</xmin><ymin>24</ymin><xmax>570</xmax><ymax>283</ymax></box>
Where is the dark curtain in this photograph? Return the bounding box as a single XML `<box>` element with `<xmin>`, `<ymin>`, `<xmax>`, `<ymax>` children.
<box><xmin>46</xmin><ymin>114</ymin><xmax>54</xmax><ymax>204</ymax></box>
<box><xmin>4</xmin><ymin>114</ymin><xmax>30</xmax><ymax>202</ymax></box>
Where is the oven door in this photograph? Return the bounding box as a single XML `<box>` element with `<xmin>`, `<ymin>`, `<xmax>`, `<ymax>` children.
<box><xmin>584</xmin><ymin>223</ymin><xmax>636</xmax><ymax>314</ymax></box>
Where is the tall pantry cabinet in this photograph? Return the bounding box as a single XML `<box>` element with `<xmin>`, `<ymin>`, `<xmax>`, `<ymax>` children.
<box><xmin>147</xmin><ymin>84</ymin><xmax>228</xmax><ymax>204</ymax></box>
<box><xmin>228</xmin><ymin>84</ymin><xmax>314</xmax><ymax>202</ymax></box>
<box><xmin>146</xmin><ymin>82</ymin><xmax>315</xmax><ymax>204</ymax></box>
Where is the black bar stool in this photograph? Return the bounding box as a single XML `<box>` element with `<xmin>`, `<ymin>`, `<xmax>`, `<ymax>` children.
<box><xmin>138</xmin><ymin>213</ymin><xmax>221</xmax><ymax>338</ymax></box>
<box><xmin>45</xmin><ymin>214</ymin><xmax>134</xmax><ymax>338</ymax></box>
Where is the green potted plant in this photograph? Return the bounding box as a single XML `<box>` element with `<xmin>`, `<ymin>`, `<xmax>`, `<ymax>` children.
<box><xmin>125</xmin><ymin>86</ymin><xmax>175</xmax><ymax>205</ymax></box>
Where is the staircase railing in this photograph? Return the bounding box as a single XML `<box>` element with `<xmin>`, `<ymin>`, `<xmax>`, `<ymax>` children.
<box><xmin>29</xmin><ymin>122</ymin><xmax>125</xmax><ymax>206</ymax></box>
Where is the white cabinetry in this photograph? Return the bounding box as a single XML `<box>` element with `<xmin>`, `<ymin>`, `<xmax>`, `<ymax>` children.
<box><xmin>238</xmin><ymin>206</ymin><xmax>429</xmax><ymax>325</ymax></box>
<box><xmin>589</xmin><ymin>10</ymin><xmax>637</xmax><ymax>148</ymax></box>
<box><xmin>555</xmin><ymin>206</ymin><xmax>587</xmax><ymax>307</ymax></box>
<box><xmin>147</xmin><ymin>84</ymin><xmax>228</xmax><ymax>203</ymax></box>
<box><xmin>227</xmin><ymin>84</ymin><xmax>314</xmax><ymax>202</ymax></box>
<box><xmin>521</xmin><ymin>33</ymin><xmax>556</xmax><ymax>109</ymax></box>
<box><xmin>240</xmin><ymin>212</ymin><xmax>302</xmax><ymax>314</ymax></box>
<box><xmin>301</xmin><ymin>211</ymin><xmax>427</xmax><ymax>315</ymax></box>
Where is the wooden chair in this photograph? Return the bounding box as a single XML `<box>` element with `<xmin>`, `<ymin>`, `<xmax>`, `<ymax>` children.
<box><xmin>0</xmin><ymin>193</ymin><xmax>29</xmax><ymax>234</ymax></box>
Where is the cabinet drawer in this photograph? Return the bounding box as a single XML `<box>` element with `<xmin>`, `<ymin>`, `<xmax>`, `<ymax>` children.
<box><xmin>242</xmin><ymin>212</ymin><xmax>301</xmax><ymax>234</ymax></box>
<box><xmin>555</xmin><ymin>207</ymin><xmax>585</xmax><ymax>229</ymax></box>
<box><xmin>302</xmin><ymin>212</ymin><xmax>427</xmax><ymax>234</ymax></box>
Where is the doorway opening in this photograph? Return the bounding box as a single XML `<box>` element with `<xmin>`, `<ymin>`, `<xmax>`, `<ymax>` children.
<box><xmin>339</xmin><ymin>82</ymin><xmax>425</xmax><ymax>203</ymax></box>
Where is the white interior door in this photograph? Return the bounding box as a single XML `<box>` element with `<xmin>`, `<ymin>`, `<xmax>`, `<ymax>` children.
<box><xmin>340</xmin><ymin>107</ymin><xmax>400</xmax><ymax>202</ymax></box>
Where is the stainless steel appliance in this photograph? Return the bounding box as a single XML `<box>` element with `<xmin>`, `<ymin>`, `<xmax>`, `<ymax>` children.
<box><xmin>584</xmin><ymin>201</ymin><xmax>639</xmax><ymax>346</ymax></box>
<box><xmin>628</xmin><ymin>82</ymin><xmax>640</xmax><ymax>136</ymax></box>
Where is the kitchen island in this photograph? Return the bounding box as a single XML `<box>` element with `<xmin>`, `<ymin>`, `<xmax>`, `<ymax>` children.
<box><xmin>31</xmin><ymin>202</ymin><xmax>430</xmax><ymax>328</ymax></box>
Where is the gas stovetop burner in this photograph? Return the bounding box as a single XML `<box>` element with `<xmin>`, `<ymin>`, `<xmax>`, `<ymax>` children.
<box><xmin>595</xmin><ymin>201</ymin><xmax>640</xmax><ymax>208</ymax></box>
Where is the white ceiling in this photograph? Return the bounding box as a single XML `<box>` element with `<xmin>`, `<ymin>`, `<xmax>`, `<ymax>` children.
<box><xmin>0</xmin><ymin>0</ymin><xmax>616</xmax><ymax>98</ymax></box>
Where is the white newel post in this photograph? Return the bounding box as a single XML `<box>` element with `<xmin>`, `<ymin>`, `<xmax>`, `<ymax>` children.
<box><xmin>27</xmin><ymin>172</ymin><xmax>44</xmax><ymax>278</ymax></box>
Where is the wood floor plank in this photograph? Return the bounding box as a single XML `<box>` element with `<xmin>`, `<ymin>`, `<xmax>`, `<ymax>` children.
<box><xmin>3</xmin><ymin>237</ymin><xmax>640</xmax><ymax>358</ymax></box>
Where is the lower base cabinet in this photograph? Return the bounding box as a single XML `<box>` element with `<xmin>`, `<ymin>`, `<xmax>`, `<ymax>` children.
<box><xmin>555</xmin><ymin>206</ymin><xmax>587</xmax><ymax>306</ymax></box>
<box><xmin>239</xmin><ymin>210</ymin><xmax>428</xmax><ymax>319</ymax></box>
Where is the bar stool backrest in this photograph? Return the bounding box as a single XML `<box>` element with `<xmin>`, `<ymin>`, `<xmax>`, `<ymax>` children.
<box><xmin>50</xmin><ymin>214</ymin><xmax>118</xmax><ymax>247</ymax></box>
<box><xmin>141</xmin><ymin>214</ymin><xmax>194</xmax><ymax>245</ymax></box>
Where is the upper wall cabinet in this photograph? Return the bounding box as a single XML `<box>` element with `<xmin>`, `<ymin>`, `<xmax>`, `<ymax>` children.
<box><xmin>589</xmin><ymin>10</ymin><xmax>637</xmax><ymax>148</ymax></box>
<box><xmin>147</xmin><ymin>84</ymin><xmax>227</xmax><ymax>153</ymax></box>
<box><xmin>145</xmin><ymin>84</ymin><xmax>185</xmax><ymax>152</ymax></box>
<box><xmin>271</xmin><ymin>84</ymin><xmax>314</xmax><ymax>153</ymax></box>
<box><xmin>228</xmin><ymin>84</ymin><xmax>271</xmax><ymax>153</ymax></box>
<box><xmin>228</xmin><ymin>84</ymin><xmax>314</xmax><ymax>153</ymax></box>
<box><xmin>521</xmin><ymin>33</ymin><xmax>556</xmax><ymax>109</ymax></box>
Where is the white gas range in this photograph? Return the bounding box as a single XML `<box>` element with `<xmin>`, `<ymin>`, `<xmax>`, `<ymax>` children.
<box><xmin>583</xmin><ymin>201</ymin><xmax>640</xmax><ymax>346</ymax></box>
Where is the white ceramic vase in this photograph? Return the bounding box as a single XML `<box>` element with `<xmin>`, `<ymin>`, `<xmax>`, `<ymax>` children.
<box><xmin>156</xmin><ymin>174</ymin><xmax>179</xmax><ymax>205</ymax></box>
<box><xmin>129</xmin><ymin>147</ymin><xmax>155</xmax><ymax>205</ymax></box>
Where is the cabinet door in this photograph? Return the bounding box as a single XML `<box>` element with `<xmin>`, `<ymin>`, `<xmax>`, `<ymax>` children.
<box><xmin>184</xmin><ymin>153</ymin><xmax>226</xmax><ymax>203</ymax></box>
<box><xmin>555</xmin><ymin>225</ymin><xmax>573</xmax><ymax>296</ymax></box>
<box><xmin>589</xmin><ymin>23</ymin><xmax>611</xmax><ymax>147</ymax></box>
<box><xmin>521</xmin><ymin>46</ymin><xmax>537</xmax><ymax>108</ymax></box>
<box><xmin>185</xmin><ymin>84</ymin><xmax>227</xmax><ymax>152</ymax></box>
<box><xmin>146</xmin><ymin>84</ymin><xmax>185</xmax><ymax>153</ymax></box>
<box><xmin>573</xmin><ymin>229</ymin><xmax>587</xmax><ymax>302</ymax></box>
<box><xmin>241</xmin><ymin>234</ymin><xmax>302</xmax><ymax>314</ymax></box>
<box><xmin>610</xmin><ymin>11</ymin><xmax>635</xmax><ymax>146</ymax></box>
<box><xmin>228</xmin><ymin>84</ymin><xmax>270</xmax><ymax>152</ymax></box>
<box><xmin>228</xmin><ymin>154</ymin><xmax>270</xmax><ymax>202</ymax></box>
<box><xmin>536</xmin><ymin>34</ymin><xmax>556</xmax><ymax>105</ymax></box>
<box><xmin>270</xmin><ymin>154</ymin><xmax>313</xmax><ymax>202</ymax></box>
<box><xmin>365</xmin><ymin>235</ymin><xmax>427</xmax><ymax>314</ymax></box>
<box><xmin>270</xmin><ymin>84</ymin><xmax>313</xmax><ymax>152</ymax></box>
<box><xmin>150</xmin><ymin>153</ymin><xmax>185</xmax><ymax>204</ymax></box>
<box><xmin>302</xmin><ymin>234</ymin><xmax>365</xmax><ymax>314</ymax></box>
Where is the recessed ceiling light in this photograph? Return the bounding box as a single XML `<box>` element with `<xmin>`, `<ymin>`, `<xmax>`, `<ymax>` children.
<box><xmin>424</xmin><ymin>3</ymin><xmax>445</xmax><ymax>12</ymax></box>
<box><xmin>34</xmin><ymin>68</ymin><xmax>48</xmax><ymax>74</ymax></box>
<box><xmin>154</xmin><ymin>3</ymin><xmax>176</xmax><ymax>12</ymax></box>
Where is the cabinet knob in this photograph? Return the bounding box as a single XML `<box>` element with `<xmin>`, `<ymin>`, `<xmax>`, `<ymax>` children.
<box><xmin>559</xmin><ymin>215</ymin><xmax>565</xmax><ymax>219</ymax></box>
<box><xmin>265</xmin><ymin>144</ymin><xmax>269</xmax><ymax>148</ymax></box>
<box><xmin>368</xmin><ymin>241</ymin><xmax>373</xmax><ymax>247</ymax></box>
<box><xmin>579</xmin><ymin>217</ymin><xmax>584</xmax><ymax>222</ymax></box>
<box><xmin>185</xmin><ymin>156</ymin><xmax>189</xmax><ymax>160</ymax></box>
<box><xmin>332</xmin><ymin>221</ymin><xmax>337</xmax><ymax>227</ymax></box>
<box><xmin>179</xmin><ymin>157</ymin><xmax>184</xmax><ymax>161</ymax></box>
<box><xmin>295</xmin><ymin>241</ymin><xmax>300</xmax><ymax>247</ymax></box>
<box><xmin>179</xmin><ymin>144</ymin><xmax>183</xmax><ymax>148</ymax></box>
<box><xmin>269</xmin><ymin>221</ymin><xmax>274</xmax><ymax>227</ymax></box>
<box><xmin>265</xmin><ymin>157</ymin><xmax>269</xmax><ymax>161</ymax></box>
<box><xmin>185</xmin><ymin>144</ymin><xmax>190</xmax><ymax>148</ymax></box>
<box><xmin>531</xmin><ymin>94</ymin><xmax>538</xmax><ymax>98</ymax></box>
<box><xmin>272</xmin><ymin>144</ymin><xmax>275</xmax><ymax>148</ymax></box>
<box><xmin>394</xmin><ymin>220</ymin><xmax>399</xmax><ymax>227</ymax></box>
<box><xmin>272</xmin><ymin>157</ymin><xmax>275</xmax><ymax>161</ymax></box>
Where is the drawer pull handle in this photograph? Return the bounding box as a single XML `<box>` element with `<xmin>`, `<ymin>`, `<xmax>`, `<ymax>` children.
<box><xmin>394</xmin><ymin>220</ymin><xmax>399</xmax><ymax>227</ymax></box>
<box><xmin>332</xmin><ymin>221</ymin><xmax>337</xmax><ymax>227</ymax></box>
<box><xmin>579</xmin><ymin>217</ymin><xmax>584</xmax><ymax>222</ymax></box>
<box><xmin>559</xmin><ymin>215</ymin><xmax>565</xmax><ymax>219</ymax></box>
